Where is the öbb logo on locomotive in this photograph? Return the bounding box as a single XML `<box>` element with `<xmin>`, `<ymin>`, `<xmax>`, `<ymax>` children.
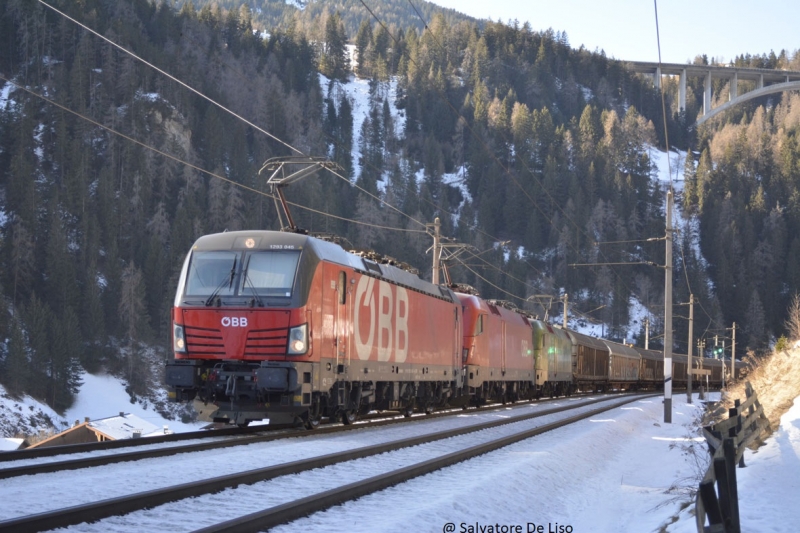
<box><xmin>354</xmin><ymin>276</ymin><xmax>409</xmax><ymax>363</ymax></box>
<box><xmin>220</xmin><ymin>316</ymin><xmax>248</xmax><ymax>328</ymax></box>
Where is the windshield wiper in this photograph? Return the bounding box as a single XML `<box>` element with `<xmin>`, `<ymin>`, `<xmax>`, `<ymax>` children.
<box><xmin>205</xmin><ymin>257</ymin><xmax>237</xmax><ymax>307</ymax></box>
<box><xmin>243</xmin><ymin>273</ymin><xmax>264</xmax><ymax>308</ymax></box>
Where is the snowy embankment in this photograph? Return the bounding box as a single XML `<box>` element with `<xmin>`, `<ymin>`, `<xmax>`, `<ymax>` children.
<box><xmin>0</xmin><ymin>371</ymin><xmax>204</xmax><ymax>441</ymax></box>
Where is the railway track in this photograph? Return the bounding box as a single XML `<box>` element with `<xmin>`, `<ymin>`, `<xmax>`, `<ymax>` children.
<box><xmin>0</xmin><ymin>393</ymin><xmax>655</xmax><ymax>533</ymax></box>
<box><xmin>0</xmin><ymin>392</ymin><xmax>611</xmax><ymax>478</ymax></box>
<box><xmin>0</xmin><ymin>424</ymin><xmax>263</xmax><ymax>462</ymax></box>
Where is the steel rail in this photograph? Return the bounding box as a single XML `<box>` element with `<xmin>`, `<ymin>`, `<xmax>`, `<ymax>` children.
<box><xmin>0</xmin><ymin>424</ymin><xmax>262</xmax><ymax>462</ymax></box>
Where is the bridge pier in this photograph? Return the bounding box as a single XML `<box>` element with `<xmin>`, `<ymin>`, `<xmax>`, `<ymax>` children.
<box><xmin>704</xmin><ymin>71</ymin><xmax>712</xmax><ymax>116</ymax></box>
<box><xmin>730</xmin><ymin>72</ymin><xmax>738</xmax><ymax>100</ymax></box>
<box><xmin>679</xmin><ymin>69</ymin><xmax>686</xmax><ymax>112</ymax></box>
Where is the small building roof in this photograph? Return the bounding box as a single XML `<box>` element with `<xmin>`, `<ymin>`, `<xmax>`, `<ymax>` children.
<box><xmin>88</xmin><ymin>412</ymin><xmax>163</xmax><ymax>440</ymax></box>
<box><xmin>28</xmin><ymin>412</ymin><xmax>171</xmax><ymax>449</ymax></box>
<box><xmin>0</xmin><ymin>438</ymin><xmax>25</xmax><ymax>451</ymax></box>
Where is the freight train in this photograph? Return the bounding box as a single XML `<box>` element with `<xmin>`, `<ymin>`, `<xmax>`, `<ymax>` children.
<box><xmin>165</xmin><ymin>230</ymin><xmax>741</xmax><ymax>428</ymax></box>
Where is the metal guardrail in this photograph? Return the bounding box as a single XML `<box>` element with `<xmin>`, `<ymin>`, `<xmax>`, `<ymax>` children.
<box><xmin>696</xmin><ymin>382</ymin><xmax>771</xmax><ymax>533</ymax></box>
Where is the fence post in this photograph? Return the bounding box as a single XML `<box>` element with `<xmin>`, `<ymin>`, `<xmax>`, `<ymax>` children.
<box><xmin>722</xmin><ymin>438</ymin><xmax>740</xmax><ymax>533</ymax></box>
<box><xmin>731</xmin><ymin>399</ymin><xmax>745</xmax><ymax>468</ymax></box>
<box><xmin>699</xmin><ymin>479</ymin><xmax>725</xmax><ymax>532</ymax></box>
<box><xmin>713</xmin><ymin>453</ymin><xmax>732</xmax><ymax>532</ymax></box>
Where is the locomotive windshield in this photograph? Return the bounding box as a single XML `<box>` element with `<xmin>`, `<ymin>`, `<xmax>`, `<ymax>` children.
<box><xmin>183</xmin><ymin>250</ymin><xmax>301</xmax><ymax>301</ymax></box>
<box><xmin>239</xmin><ymin>251</ymin><xmax>300</xmax><ymax>297</ymax></box>
<box><xmin>185</xmin><ymin>251</ymin><xmax>239</xmax><ymax>297</ymax></box>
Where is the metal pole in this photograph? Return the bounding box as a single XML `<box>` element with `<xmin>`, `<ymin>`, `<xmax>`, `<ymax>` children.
<box><xmin>562</xmin><ymin>293</ymin><xmax>568</xmax><ymax>329</ymax></box>
<box><xmin>702</xmin><ymin>339</ymin><xmax>708</xmax><ymax>390</ymax></box>
<box><xmin>698</xmin><ymin>339</ymin><xmax>706</xmax><ymax>399</ymax></box>
<box><xmin>432</xmin><ymin>217</ymin><xmax>441</xmax><ymax>285</ymax></box>
<box><xmin>645</xmin><ymin>318</ymin><xmax>649</xmax><ymax>350</ymax></box>
<box><xmin>687</xmin><ymin>294</ymin><xmax>693</xmax><ymax>404</ymax></box>
<box><xmin>664</xmin><ymin>189</ymin><xmax>673</xmax><ymax>423</ymax></box>
<box><xmin>702</xmin><ymin>339</ymin><xmax>708</xmax><ymax>391</ymax></box>
<box><xmin>722</xmin><ymin>339</ymin><xmax>726</xmax><ymax>386</ymax></box>
<box><xmin>731</xmin><ymin>322</ymin><xmax>736</xmax><ymax>384</ymax></box>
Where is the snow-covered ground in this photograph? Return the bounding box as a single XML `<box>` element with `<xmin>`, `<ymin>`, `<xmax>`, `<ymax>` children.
<box><xmin>276</xmin><ymin>392</ymin><xmax>800</xmax><ymax>533</ymax></box>
<box><xmin>64</xmin><ymin>372</ymin><xmax>206</xmax><ymax>433</ymax></box>
<box><xmin>2</xmin><ymin>390</ymin><xmax>797</xmax><ymax>532</ymax></box>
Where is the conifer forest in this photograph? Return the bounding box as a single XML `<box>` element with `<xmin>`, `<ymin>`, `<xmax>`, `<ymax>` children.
<box><xmin>2</xmin><ymin>0</ymin><xmax>800</xmax><ymax>413</ymax></box>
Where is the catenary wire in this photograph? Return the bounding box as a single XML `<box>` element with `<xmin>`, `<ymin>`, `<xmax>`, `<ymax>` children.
<box><xmin>32</xmin><ymin>0</ymin><xmax>430</xmax><ymax>232</ymax></box>
<box><xmin>0</xmin><ymin>74</ymin><xmax>425</xmax><ymax>237</ymax></box>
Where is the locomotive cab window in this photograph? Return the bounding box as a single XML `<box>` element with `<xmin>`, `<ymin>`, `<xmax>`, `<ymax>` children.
<box><xmin>474</xmin><ymin>314</ymin><xmax>484</xmax><ymax>336</ymax></box>
<box><xmin>185</xmin><ymin>251</ymin><xmax>239</xmax><ymax>297</ymax></box>
<box><xmin>239</xmin><ymin>251</ymin><xmax>301</xmax><ymax>297</ymax></box>
<box><xmin>338</xmin><ymin>271</ymin><xmax>347</xmax><ymax>305</ymax></box>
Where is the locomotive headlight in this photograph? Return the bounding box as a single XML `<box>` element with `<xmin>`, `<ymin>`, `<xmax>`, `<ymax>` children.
<box><xmin>287</xmin><ymin>324</ymin><xmax>308</xmax><ymax>355</ymax></box>
<box><xmin>173</xmin><ymin>323</ymin><xmax>187</xmax><ymax>353</ymax></box>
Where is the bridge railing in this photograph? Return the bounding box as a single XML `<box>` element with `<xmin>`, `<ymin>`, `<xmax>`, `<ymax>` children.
<box><xmin>695</xmin><ymin>382</ymin><xmax>770</xmax><ymax>533</ymax></box>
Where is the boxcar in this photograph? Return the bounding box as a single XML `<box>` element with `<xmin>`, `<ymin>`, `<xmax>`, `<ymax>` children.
<box><xmin>566</xmin><ymin>331</ymin><xmax>609</xmax><ymax>391</ymax></box>
<box><xmin>670</xmin><ymin>353</ymin><xmax>689</xmax><ymax>388</ymax></box>
<box><xmin>636</xmin><ymin>348</ymin><xmax>664</xmax><ymax>388</ymax></box>
<box><xmin>604</xmin><ymin>340</ymin><xmax>640</xmax><ymax>389</ymax></box>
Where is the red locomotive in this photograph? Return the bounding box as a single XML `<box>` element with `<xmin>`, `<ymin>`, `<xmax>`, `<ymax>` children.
<box><xmin>166</xmin><ymin>230</ymin><xmax>465</xmax><ymax>427</ymax></box>
<box><xmin>458</xmin><ymin>295</ymin><xmax>536</xmax><ymax>403</ymax></box>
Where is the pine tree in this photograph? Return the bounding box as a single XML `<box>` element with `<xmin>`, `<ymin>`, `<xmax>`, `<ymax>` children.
<box><xmin>4</xmin><ymin>315</ymin><xmax>29</xmax><ymax>397</ymax></box>
<box><xmin>142</xmin><ymin>234</ymin><xmax>168</xmax><ymax>339</ymax></box>
<box><xmin>354</xmin><ymin>20</ymin><xmax>373</xmax><ymax>77</ymax></box>
<box><xmin>44</xmin><ymin>195</ymin><xmax>79</xmax><ymax>315</ymax></box>
<box><xmin>7</xmin><ymin>110</ymin><xmax>37</xmax><ymax>228</ymax></box>
<box><xmin>80</xmin><ymin>257</ymin><xmax>106</xmax><ymax>372</ymax></box>
<box><xmin>320</xmin><ymin>12</ymin><xmax>348</xmax><ymax>81</ymax></box>
<box><xmin>682</xmin><ymin>151</ymin><xmax>697</xmax><ymax>212</ymax></box>
<box><xmin>744</xmin><ymin>289</ymin><xmax>767</xmax><ymax>352</ymax></box>
<box><xmin>23</xmin><ymin>293</ymin><xmax>52</xmax><ymax>401</ymax></box>
<box><xmin>336</xmin><ymin>92</ymin><xmax>354</xmax><ymax>179</ymax></box>
<box><xmin>119</xmin><ymin>262</ymin><xmax>149</xmax><ymax>344</ymax></box>
<box><xmin>47</xmin><ymin>307</ymin><xmax>83</xmax><ymax>411</ymax></box>
<box><xmin>695</xmin><ymin>148</ymin><xmax>713</xmax><ymax>213</ymax></box>
<box><xmin>8</xmin><ymin>219</ymin><xmax>35</xmax><ymax>307</ymax></box>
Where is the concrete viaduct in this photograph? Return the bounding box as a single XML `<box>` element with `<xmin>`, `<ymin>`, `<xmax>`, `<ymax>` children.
<box><xmin>626</xmin><ymin>61</ymin><xmax>800</xmax><ymax>125</ymax></box>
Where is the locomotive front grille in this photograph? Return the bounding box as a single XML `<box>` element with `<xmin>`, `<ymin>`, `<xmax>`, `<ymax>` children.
<box><xmin>245</xmin><ymin>327</ymin><xmax>289</xmax><ymax>356</ymax></box>
<box><xmin>185</xmin><ymin>325</ymin><xmax>225</xmax><ymax>356</ymax></box>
